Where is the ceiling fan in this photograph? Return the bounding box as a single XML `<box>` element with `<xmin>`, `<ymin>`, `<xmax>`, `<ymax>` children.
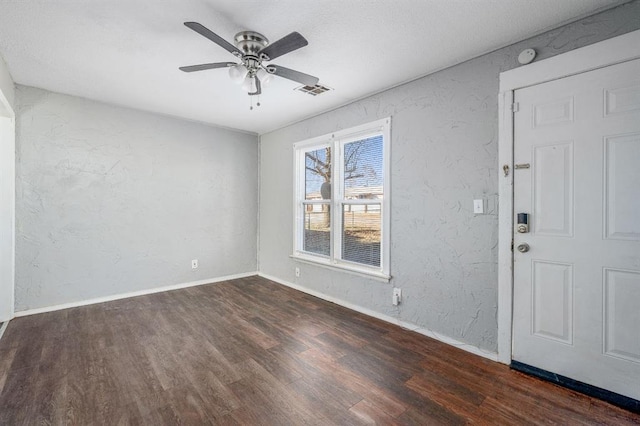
<box><xmin>179</xmin><ymin>22</ymin><xmax>319</xmax><ymax>98</ymax></box>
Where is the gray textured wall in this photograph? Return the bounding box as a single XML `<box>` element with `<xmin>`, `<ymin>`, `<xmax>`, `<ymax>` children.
<box><xmin>15</xmin><ymin>86</ymin><xmax>258</xmax><ymax>311</ymax></box>
<box><xmin>259</xmin><ymin>1</ymin><xmax>640</xmax><ymax>353</ymax></box>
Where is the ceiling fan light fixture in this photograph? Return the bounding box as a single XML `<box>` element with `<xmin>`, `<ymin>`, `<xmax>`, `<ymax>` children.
<box><xmin>181</xmin><ymin>22</ymin><xmax>319</xmax><ymax>100</ymax></box>
<box><xmin>241</xmin><ymin>75</ymin><xmax>257</xmax><ymax>93</ymax></box>
<box><xmin>228</xmin><ymin>64</ymin><xmax>247</xmax><ymax>84</ymax></box>
<box><xmin>256</xmin><ymin>68</ymin><xmax>273</xmax><ymax>86</ymax></box>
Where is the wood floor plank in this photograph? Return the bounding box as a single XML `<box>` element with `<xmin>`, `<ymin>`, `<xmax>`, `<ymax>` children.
<box><xmin>179</xmin><ymin>336</ymin><xmax>244</xmax><ymax>386</ymax></box>
<box><xmin>0</xmin><ymin>346</ymin><xmax>17</xmax><ymax>394</ymax></box>
<box><xmin>248</xmin><ymin>316</ymin><xmax>310</xmax><ymax>353</ymax></box>
<box><xmin>349</xmin><ymin>398</ymin><xmax>401</xmax><ymax>425</ymax></box>
<box><xmin>250</xmin><ymin>345</ymin><xmax>305</xmax><ymax>385</ymax></box>
<box><xmin>0</xmin><ymin>365</ymin><xmax>40</xmax><ymax>425</ymax></box>
<box><xmin>0</xmin><ymin>276</ymin><xmax>638</xmax><ymax>425</ymax></box>
<box><xmin>229</xmin><ymin>358</ymin><xmax>324</xmax><ymax>424</ymax></box>
<box><xmin>287</xmin><ymin>375</ymin><xmax>364</xmax><ymax>416</ymax></box>
<box><xmin>314</xmin><ymin>329</ymin><xmax>365</xmax><ymax>356</ymax></box>
<box><xmin>405</xmin><ymin>370</ymin><xmax>486</xmax><ymax>422</ymax></box>
<box><xmin>297</xmin><ymin>347</ymin><xmax>409</xmax><ymax>417</ymax></box>
<box><xmin>395</xmin><ymin>406</ymin><xmax>466</xmax><ymax>426</ymax></box>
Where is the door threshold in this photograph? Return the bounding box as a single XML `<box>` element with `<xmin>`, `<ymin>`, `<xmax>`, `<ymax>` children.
<box><xmin>511</xmin><ymin>360</ymin><xmax>639</xmax><ymax>414</ymax></box>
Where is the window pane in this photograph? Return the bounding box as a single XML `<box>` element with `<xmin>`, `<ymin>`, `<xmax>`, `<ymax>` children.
<box><xmin>303</xmin><ymin>203</ymin><xmax>330</xmax><ymax>256</ymax></box>
<box><xmin>305</xmin><ymin>147</ymin><xmax>331</xmax><ymax>200</ymax></box>
<box><xmin>342</xmin><ymin>204</ymin><xmax>381</xmax><ymax>267</ymax></box>
<box><xmin>344</xmin><ymin>135</ymin><xmax>383</xmax><ymax>200</ymax></box>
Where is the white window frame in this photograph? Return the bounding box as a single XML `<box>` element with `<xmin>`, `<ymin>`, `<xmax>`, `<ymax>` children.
<box><xmin>292</xmin><ymin>117</ymin><xmax>391</xmax><ymax>281</ymax></box>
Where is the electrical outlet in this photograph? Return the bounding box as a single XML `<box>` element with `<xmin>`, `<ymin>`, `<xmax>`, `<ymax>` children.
<box><xmin>191</xmin><ymin>259</ymin><xmax>198</xmax><ymax>269</ymax></box>
<box><xmin>295</xmin><ymin>267</ymin><xmax>300</xmax><ymax>277</ymax></box>
<box><xmin>392</xmin><ymin>288</ymin><xmax>402</xmax><ymax>306</ymax></box>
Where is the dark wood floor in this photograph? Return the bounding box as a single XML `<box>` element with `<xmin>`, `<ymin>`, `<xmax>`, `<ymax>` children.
<box><xmin>0</xmin><ymin>276</ymin><xmax>638</xmax><ymax>425</ymax></box>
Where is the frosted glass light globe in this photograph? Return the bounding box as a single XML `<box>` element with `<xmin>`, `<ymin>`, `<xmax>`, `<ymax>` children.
<box><xmin>241</xmin><ymin>75</ymin><xmax>257</xmax><ymax>93</ymax></box>
<box><xmin>228</xmin><ymin>64</ymin><xmax>248</xmax><ymax>84</ymax></box>
<box><xmin>256</xmin><ymin>68</ymin><xmax>273</xmax><ymax>86</ymax></box>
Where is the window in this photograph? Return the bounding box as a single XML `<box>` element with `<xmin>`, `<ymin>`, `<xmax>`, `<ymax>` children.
<box><xmin>293</xmin><ymin>118</ymin><xmax>390</xmax><ymax>279</ymax></box>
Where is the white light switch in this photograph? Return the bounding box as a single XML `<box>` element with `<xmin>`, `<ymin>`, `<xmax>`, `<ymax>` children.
<box><xmin>473</xmin><ymin>199</ymin><xmax>484</xmax><ymax>214</ymax></box>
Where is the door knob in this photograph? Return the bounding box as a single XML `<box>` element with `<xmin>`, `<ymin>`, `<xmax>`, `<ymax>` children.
<box><xmin>517</xmin><ymin>243</ymin><xmax>530</xmax><ymax>253</ymax></box>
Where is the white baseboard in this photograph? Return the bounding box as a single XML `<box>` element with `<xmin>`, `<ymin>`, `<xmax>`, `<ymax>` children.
<box><xmin>258</xmin><ymin>272</ymin><xmax>498</xmax><ymax>362</ymax></box>
<box><xmin>13</xmin><ymin>271</ymin><xmax>258</xmax><ymax>318</ymax></box>
<box><xmin>11</xmin><ymin>271</ymin><xmax>499</xmax><ymax>362</ymax></box>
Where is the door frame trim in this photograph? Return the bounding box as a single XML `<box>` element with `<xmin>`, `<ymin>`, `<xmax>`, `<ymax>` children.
<box><xmin>0</xmin><ymin>86</ymin><xmax>15</xmax><ymax>323</ymax></box>
<box><xmin>497</xmin><ymin>29</ymin><xmax>640</xmax><ymax>364</ymax></box>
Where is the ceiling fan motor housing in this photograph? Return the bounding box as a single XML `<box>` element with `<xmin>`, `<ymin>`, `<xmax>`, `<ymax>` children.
<box><xmin>234</xmin><ymin>31</ymin><xmax>269</xmax><ymax>56</ymax></box>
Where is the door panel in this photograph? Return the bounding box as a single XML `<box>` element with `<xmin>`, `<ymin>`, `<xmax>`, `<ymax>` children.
<box><xmin>513</xmin><ymin>58</ymin><xmax>640</xmax><ymax>401</ymax></box>
<box><xmin>605</xmin><ymin>84</ymin><xmax>640</xmax><ymax>116</ymax></box>
<box><xmin>533</xmin><ymin>141</ymin><xmax>574</xmax><ymax>236</ymax></box>
<box><xmin>533</xmin><ymin>97</ymin><xmax>574</xmax><ymax>127</ymax></box>
<box><xmin>531</xmin><ymin>260</ymin><xmax>573</xmax><ymax>344</ymax></box>
<box><xmin>604</xmin><ymin>133</ymin><xmax>640</xmax><ymax>240</ymax></box>
<box><xmin>604</xmin><ymin>268</ymin><xmax>640</xmax><ymax>364</ymax></box>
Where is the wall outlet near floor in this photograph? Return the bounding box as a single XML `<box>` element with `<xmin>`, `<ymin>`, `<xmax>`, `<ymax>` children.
<box><xmin>392</xmin><ymin>288</ymin><xmax>402</xmax><ymax>306</ymax></box>
<box><xmin>295</xmin><ymin>267</ymin><xmax>300</xmax><ymax>277</ymax></box>
<box><xmin>191</xmin><ymin>259</ymin><xmax>198</xmax><ymax>269</ymax></box>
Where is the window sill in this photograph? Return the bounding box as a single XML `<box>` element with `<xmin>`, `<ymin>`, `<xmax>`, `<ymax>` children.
<box><xmin>290</xmin><ymin>253</ymin><xmax>391</xmax><ymax>282</ymax></box>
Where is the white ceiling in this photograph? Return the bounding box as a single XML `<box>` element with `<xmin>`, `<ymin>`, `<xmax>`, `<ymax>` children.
<box><xmin>0</xmin><ymin>0</ymin><xmax>628</xmax><ymax>134</ymax></box>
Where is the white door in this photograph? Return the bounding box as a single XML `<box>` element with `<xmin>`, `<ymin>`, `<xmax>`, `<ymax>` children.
<box><xmin>513</xmin><ymin>58</ymin><xmax>640</xmax><ymax>400</ymax></box>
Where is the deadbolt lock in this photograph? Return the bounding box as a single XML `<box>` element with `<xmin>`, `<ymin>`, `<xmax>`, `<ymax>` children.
<box><xmin>517</xmin><ymin>213</ymin><xmax>529</xmax><ymax>233</ymax></box>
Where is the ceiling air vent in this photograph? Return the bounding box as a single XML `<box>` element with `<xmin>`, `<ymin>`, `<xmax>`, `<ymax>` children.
<box><xmin>296</xmin><ymin>84</ymin><xmax>332</xmax><ymax>96</ymax></box>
